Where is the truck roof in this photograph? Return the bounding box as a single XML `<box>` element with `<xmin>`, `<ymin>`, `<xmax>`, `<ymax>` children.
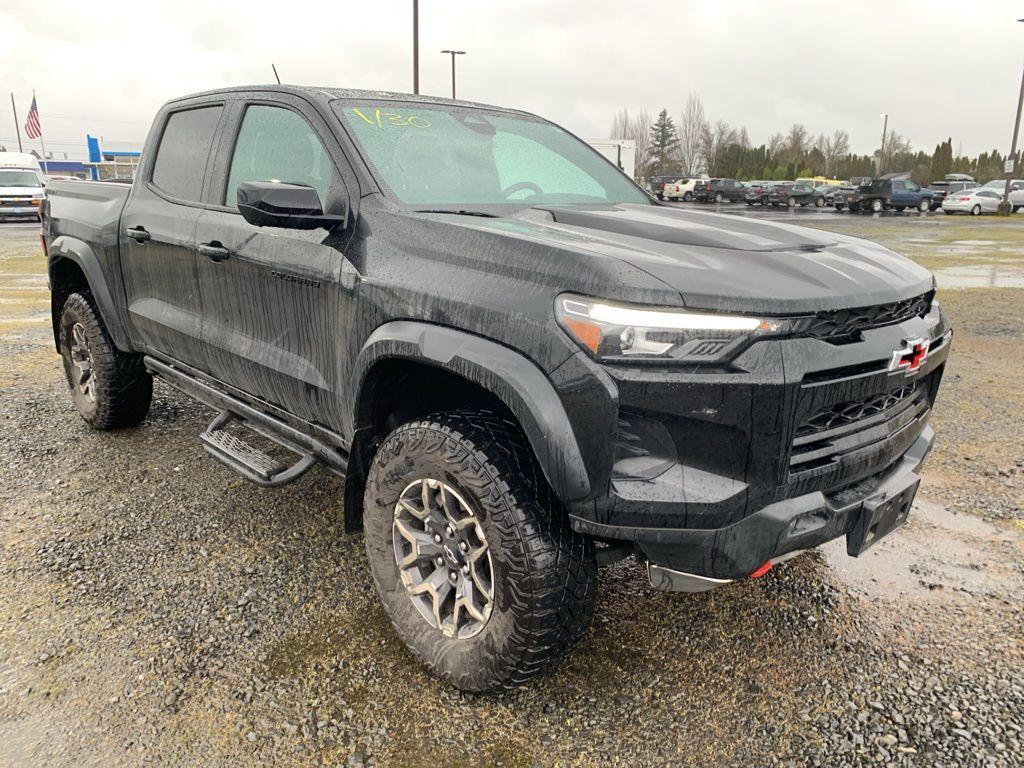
<box><xmin>167</xmin><ymin>84</ymin><xmax>533</xmax><ymax>118</ymax></box>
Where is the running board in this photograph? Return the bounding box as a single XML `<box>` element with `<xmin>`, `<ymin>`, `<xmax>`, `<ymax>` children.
<box><xmin>143</xmin><ymin>356</ymin><xmax>348</xmax><ymax>485</ymax></box>
<box><xmin>200</xmin><ymin>411</ymin><xmax>316</xmax><ymax>487</ymax></box>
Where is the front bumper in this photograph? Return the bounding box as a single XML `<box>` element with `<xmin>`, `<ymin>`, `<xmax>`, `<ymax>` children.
<box><xmin>561</xmin><ymin>303</ymin><xmax>950</xmax><ymax>581</ymax></box>
<box><xmin>621</xmin><ymin>426</ymin><xmax>931</xmax><ymax>585</ymax></box>
<box><xmin>0</xmin><ymin>205</ymin><xmax>41</xmax><ymax>216</ymax></box>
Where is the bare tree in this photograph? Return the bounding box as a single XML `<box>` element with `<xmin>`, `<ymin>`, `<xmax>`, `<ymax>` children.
<box><xmin>700</xmin><ymin>119</ymin><xmax>736</xmax><ymax>177</ymax></box>
<box><xmin>821</xmin><ymin>130</ymin><xmax>850</xmax><ymax>176</ymax></box>
<box><xmin>609</xmin><ymin>108</ymin><xmax>652</xmax><ymax>181</ymax></box>
<box><xmin>784</xmin><ymin>123</ymin><xmax>810</xmax><ymax>167</ymax></box>
<box><xmin>767</xmin><ymin>132</ymin><xmax>785</xmax><ymax>159</ymax></box>
<box><xmin>880</xmin><ymin>131</ymin><xmax>913</xmax><ymax>172</ymax></box>
<box><xmin>609</xmin><ymin>109</ymin><xmax>631</xmax><ymax>141</ymax></box>
<box><xmin>677</xmin><ymin>93</ymin><xmax>707</xmax><ymax>175</ymax></box>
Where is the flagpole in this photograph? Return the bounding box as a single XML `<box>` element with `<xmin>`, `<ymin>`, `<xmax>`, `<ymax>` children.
<box><xmin>9</xmin><ymin>93</ymin><xmax>22</xmax><ymax>152</ymax></box>
<box><xmin>34</xmin><ymin>90</ymin><xmax>48</xmax><ymax>174</ymax></box>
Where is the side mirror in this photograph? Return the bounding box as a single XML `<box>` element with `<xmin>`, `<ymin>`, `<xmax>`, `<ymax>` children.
<box><xmin>237</xmin><ymin>181</ymin><xmax>345</xmax><ymax>230</ymax></box>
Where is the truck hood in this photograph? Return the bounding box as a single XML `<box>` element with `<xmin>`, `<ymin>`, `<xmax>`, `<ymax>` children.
<box><xmin>433</xmin><ymin>203</ymin><xmax>934</xmax><ymax>314</ymax></box>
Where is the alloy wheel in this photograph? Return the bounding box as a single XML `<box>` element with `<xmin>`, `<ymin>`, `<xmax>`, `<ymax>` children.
<box><xmin>392</xmin><ymin>478</ymin><xmax>494</xmax><ymax>639</ymax></box>
<box><xmin>69</xmin><ymin>322</ymin><xmax>97</xmax><ymax>404</ymax></box>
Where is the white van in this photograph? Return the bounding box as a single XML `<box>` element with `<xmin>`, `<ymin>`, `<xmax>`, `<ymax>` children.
<box><xmin>0</xmin><ymin>152</ymin><xmax>46</xmax><ymax>221</ymax></box>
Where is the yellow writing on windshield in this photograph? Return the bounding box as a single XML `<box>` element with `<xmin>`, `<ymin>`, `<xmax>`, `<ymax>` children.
<box><xmin>351</xmin><ymin>107</ymin><xmax>431</xmax><ymax>129</ymax></box>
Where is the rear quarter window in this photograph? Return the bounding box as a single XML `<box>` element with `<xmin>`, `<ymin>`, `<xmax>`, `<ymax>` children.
<box><xmin>151</xmin><ymin>105</ymin><xmax>224</xmax><ymax>202</ymax></box>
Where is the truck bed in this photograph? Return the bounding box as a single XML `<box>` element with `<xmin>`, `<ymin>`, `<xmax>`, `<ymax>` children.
<box><xmin>45</xmin><ymin>179</ymin><xmax>130</xmax><ymax>248</ymax></box>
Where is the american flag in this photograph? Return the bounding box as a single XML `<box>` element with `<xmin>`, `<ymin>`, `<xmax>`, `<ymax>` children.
<box><xmin>25</xmin><ymin>95</ymin><xmax>42</xmax><ymax>140</ymax></box>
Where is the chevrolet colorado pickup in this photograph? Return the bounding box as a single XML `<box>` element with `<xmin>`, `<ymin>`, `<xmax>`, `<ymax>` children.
<box><xmin>43</xmin><ymin>86</ymin><xmax>951</xmax><ymax>692</ymax></box>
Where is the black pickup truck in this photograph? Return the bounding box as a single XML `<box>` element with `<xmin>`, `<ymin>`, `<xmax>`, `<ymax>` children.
<box><xmin>43</xmin><ymin>86</ymin><xmax>951</xmax><ymax>692</ymax></box>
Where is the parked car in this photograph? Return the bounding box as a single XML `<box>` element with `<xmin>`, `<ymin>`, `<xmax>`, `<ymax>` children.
<box><xmin>941</xmin><ymin>187</ymin><xmax>1006</xmax><ymax>215</ymax></box>
<box><xmin>41</xmin><ymin>85</ymin><xmax>952</xmax><ymax>692</ymax></box>
<box><xmin>744</xmin><ymin>181</ymin><xmax>776</xmax><ymax>206</ymax></box>
<box><xmin>662</xmin><ymin>176</ymin><xmax>707</xmax><ymax>202</ymax></box>
<box><xmin>648</xmin><ymin>175</ymin><xmax>684</xmax><ymax>201</ymax></box>
<box><xmin>838</xmin><ymin>178</ymin><xmax>934</xmax><ymax>213</ymax></box>
<box><xmin>764</xmin><ymin>181</ymin><xmax>825</xmax><ymax>208</ymax></box>
<box><xmin>926</xmin><ymin>179</ymin><xmax>978</xmax><ymax>211</ymax></box>
<box><xmin>695</xmin><ymin>178</ymin><xmax>746</xmax><ymax>203</ymax></box>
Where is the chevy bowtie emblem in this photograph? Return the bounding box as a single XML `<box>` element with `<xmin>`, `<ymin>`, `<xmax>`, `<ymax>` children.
<box><xmin>889</xmin><ymin>338</ymin><xmax>930</xmax><ymax>376</ymax></box>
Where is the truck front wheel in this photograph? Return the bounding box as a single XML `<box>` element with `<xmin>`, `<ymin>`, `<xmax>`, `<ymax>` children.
<box><xmin>870</xmin><ymin>198</ymin><xmax>884</xmax><ymax>213</ymax></box>
<box><xmin>58</xmin><ymin>292</ymin><xmax>152</xmax><ymax>429</ymax></box>
<box><xmin>363</xmin><ymin>410</ymin><xmax>597</xmax><ymax>691</ymax></box>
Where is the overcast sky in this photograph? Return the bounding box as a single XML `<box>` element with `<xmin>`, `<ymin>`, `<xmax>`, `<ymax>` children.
<box><xmin>2</xmin><ymin>1</ymin><xmax>1022</xmax><ymax>161</ymax></box>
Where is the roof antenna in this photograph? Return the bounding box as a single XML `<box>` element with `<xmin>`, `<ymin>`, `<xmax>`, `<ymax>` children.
<box><xmin>271</xmin><ymin>64</ymin><xmax>281</xmax><ymax>85</ymax></box>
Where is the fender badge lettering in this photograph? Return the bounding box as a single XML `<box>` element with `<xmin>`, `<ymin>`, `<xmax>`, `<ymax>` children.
<box><xmin>271</xmin><ymin>270</ymin><xmax>320</xmax><ymax>288</ymax></box>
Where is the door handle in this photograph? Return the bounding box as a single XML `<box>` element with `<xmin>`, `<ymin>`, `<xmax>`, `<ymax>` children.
<box><xmin>198</xmin><ymin>242</ymin><xmax>231</xmax><ymax>263</ymax></box>
<box><xmin>125</xmin><ymin>226</ymin><xmax>151</xmax><ymax>243</ymax></box>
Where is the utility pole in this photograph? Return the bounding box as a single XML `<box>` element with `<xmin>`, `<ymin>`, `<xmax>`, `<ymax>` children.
<box><xmin>876</xmin><ymin>113</ymin><xmax>888</xmax><ymax>176</ymax></box>
<box><xmin>412</xmin><ymin>0</ymin><xmax>420</xmax><ymax>94</ymax></box>
<box><xmin>998</xmin><ymin>19</ymin><xmax>1024</xmax><ymax>215</ymax></box>
<box><xmin>441</xmin><ymin>50</ymin><xmax>466</xmax><ymax>99</ymax></box>
<box><xmin>9</xmin><ymin>93</ymin><xmax>22</xmax><ymax>152</ymax></box>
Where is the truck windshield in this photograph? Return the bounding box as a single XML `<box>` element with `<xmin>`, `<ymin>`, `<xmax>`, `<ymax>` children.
<box><xmin>333</xmin><ymin>100</ymin><xmax>647</xmax><ymax>209</ymax></box>
<box><xmin>0</xmin><ymin>171</ymin><xmax>42</xmax><ymax>187</ymax></box>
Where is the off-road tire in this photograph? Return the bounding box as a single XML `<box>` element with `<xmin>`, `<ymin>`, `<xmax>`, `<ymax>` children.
<box><xmin>363</xmin><ymin>410</ymin><xmax>597</xmax><ymax>691</ymax></box>
<box><xmin>870</xmin><ymin>198</ymin><xmax>884</xmax><ymax>213</ymax></box>
<box><xmin>58</xmin><ymin>292</ymin><xmax>152</xmax><ymax>429</ymax></box>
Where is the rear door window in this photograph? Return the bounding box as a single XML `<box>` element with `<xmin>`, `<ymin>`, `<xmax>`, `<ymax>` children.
<box><xmin>151</xmin><ymin>105</ymin><xmax>223</xmax><ymax>202</ymax></box>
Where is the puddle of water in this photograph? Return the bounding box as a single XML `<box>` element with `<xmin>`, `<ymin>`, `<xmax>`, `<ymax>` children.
<box><xmin>933</xmin><ymin>263</ymin><xmax>1024</xmax><ymax>288</ymax></box>
<box><xmin>823</xmin><ymin>498</ymin><xmax>1022</xmax><ymax>601</ymax></box>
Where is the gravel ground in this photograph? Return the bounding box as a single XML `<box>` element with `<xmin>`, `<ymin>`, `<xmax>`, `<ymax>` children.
<box><xmin>1</xmin><ymin>216</ymin><xmax>1022</xmax><ymax>767</ymax></box>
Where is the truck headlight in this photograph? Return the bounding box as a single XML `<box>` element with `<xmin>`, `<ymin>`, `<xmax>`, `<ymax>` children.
<box><xmin>555</xmin><ymin>294</ymin><xmax>790</xmax><ymax>363</ymax></box>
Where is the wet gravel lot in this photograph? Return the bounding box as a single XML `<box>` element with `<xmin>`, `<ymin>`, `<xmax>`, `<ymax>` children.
<box><xmin>1</xmin><ymin>212</ymin><xmax>1023</xmax><ymax>767</ymax></box>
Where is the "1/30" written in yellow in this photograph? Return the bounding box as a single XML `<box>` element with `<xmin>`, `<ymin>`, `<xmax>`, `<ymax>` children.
<box><xmin>351</xmin><ymin>107</ymin><xmax>431</xmax><ymax>128</ymax></box>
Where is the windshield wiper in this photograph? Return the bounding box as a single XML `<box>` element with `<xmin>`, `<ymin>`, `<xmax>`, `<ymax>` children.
<box><xmin>414</xmin><ymin>209</ymin><xmax>499</xmax><ymax>218</ymax></box>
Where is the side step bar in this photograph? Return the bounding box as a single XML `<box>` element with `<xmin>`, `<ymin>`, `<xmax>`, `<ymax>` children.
<box><xmin>200</xmin><ymin>411</ymin><xmax>316</xmax><ymax>487</ymax></box>
<box><xmin>144</xmin><ymin>356</ymin><xmax>347</xmax><ymax>487</ymax></box>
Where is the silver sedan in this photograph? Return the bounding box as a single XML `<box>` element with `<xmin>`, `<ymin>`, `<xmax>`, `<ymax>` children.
<box><xmin>942</xmin><ymin>187</ymin><xmax>1005</xmax><ymax>215</ymax></box>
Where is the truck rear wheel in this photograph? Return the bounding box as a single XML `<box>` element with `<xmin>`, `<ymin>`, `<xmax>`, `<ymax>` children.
<box><xmin>363</xmin><ymin>410</ymin><xmax>597</xmax><ymax>691</ymax></box>
<box><xmin>58</xmin><ymin>292</ymin><xmax>152</xmax><ymax>429</ymax></box>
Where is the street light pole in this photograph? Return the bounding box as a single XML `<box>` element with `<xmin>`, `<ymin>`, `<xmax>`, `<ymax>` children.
<box><xmin>998</xmin><ymin>18</ymin><xmax>1024</xmax><ymax>215</ymax></box>
<box><xmin>876</xmin><ymin>113</ymin><xmax>888</xmax><ymax>176</ymax></box>
<box><xmin>441</xmin><ymin>50</ymin><xmax>466</xmax><ymax>99</ymax></box>
<box><xmin>412</xmin><ymin>0</ymin><xmax>419</xmax><ymax>95</ymax></box>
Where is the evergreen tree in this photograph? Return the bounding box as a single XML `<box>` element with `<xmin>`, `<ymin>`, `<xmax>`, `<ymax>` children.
<box><xmin>648</xmin><ymin>109</ymin><xmax>680</xmax><ymax>177</ymax></box>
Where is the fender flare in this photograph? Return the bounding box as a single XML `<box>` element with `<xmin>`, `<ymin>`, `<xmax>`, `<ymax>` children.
<box><xmin>48</xmin><ymin>235</ymin><xmax>132</xmax><ymax>351</ymax></box>
<box><xmin>353</xmin><ymin>321</ymin><xmax>592</xmax><ymax>502</ymax></box>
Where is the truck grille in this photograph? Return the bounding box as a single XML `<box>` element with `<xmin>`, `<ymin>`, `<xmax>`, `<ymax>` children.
<box><xmin>789</xmin><ymin>381</ymin><xmax>930</xmax><ymax>474</ymax></box>
<box><xmin>799</xmin><ymin>292</ymin><xmax>933</xmax><ymax>341</ymax></box>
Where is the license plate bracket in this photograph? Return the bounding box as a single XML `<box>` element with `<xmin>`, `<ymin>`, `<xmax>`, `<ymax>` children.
<box><xmin>846</xmin><ymin>476</ymin><xmax>920</xmax><ymax>556</ymax></box>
